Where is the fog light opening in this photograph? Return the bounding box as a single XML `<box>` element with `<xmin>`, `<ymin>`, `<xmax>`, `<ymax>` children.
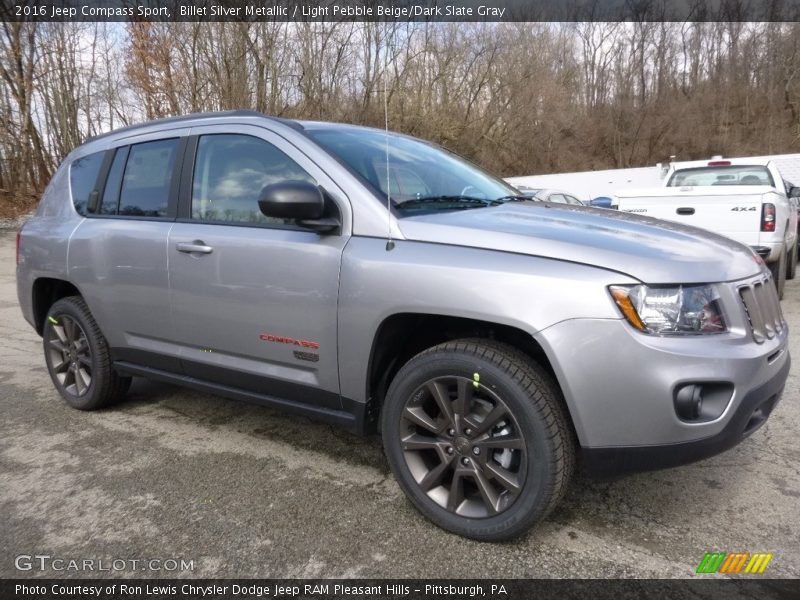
<box><xmin>675</xmin><ymin>384</ymin><xmax>704</xmax><ymax>420</ymax></box>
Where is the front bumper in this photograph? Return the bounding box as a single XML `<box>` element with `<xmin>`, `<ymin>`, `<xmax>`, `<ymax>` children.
<box><xmin>581</xmin><ymin>354</ymin><xmax>789</xmax><ymax>475</ymax></box>
<box><xmin>534</xmin><ymin>279</ymin><xmax>789</xmax><ymax>475</ymax></box>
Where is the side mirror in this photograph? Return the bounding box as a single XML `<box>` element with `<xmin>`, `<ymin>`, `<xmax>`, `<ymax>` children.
<box><xmin>258</xmin><ymin>180</ymin><xmax>340</xmax><ymax>233</ymax></box>
<box><xmin>790</xmin><ymin>186</ymin><xmax>800</xmax><ymax>199</ymax></box>
<box><xmin>259</xmin><ymin>180</ymin><xmax>324</xmax><ymax>219</ymax></box>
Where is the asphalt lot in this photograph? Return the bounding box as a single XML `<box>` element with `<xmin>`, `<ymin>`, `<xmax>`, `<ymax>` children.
<box><xmin>0</xmin><ymin>229</ymin><xmax>798</xmax><ymax>579</ymax></box>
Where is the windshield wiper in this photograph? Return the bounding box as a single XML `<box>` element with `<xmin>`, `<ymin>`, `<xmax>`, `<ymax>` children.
<box><xmin>494</xmin><ymin>195</ymin><xmax>532</xmax><ymax>202</ymax></box>
<box><xmin>394</xmin><ymin>195</ymin><xmax>501</xmax><ymax>209</ymax></box>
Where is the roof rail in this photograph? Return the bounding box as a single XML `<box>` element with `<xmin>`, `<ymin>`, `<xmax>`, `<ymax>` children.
<box><xmin>82</xmin><ymin>109</ymin><xmax>287</xmax><ymax>144</ymax></box>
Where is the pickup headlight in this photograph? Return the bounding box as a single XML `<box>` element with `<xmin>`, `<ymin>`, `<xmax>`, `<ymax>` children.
<box><xmin>609</xmin><ymin>284</ymin><xmax>727</xmax><ymax>335</ymax></box>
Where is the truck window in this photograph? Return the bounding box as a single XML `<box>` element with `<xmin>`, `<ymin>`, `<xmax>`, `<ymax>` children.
<box><xmin>667</xmin><ymin>166</ymin><xmax>774</xmax><ymax>187</ymax></box>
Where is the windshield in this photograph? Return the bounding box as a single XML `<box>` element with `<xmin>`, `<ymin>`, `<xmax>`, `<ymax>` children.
<box><xmin>667</xmin><ymin>165</ymin><xmax>774</xmax><ymax>187</ymax></box>
<box><xmin>306</xmin><ymin>126</ymin><xmax>520</xmax><ymax>213</ymax></box>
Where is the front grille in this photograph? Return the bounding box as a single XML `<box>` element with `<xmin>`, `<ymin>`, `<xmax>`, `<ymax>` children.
<box><xmin>738</xmin><ymin>276</ymin><xmax>785</xmax><ymax>343</ymax></box>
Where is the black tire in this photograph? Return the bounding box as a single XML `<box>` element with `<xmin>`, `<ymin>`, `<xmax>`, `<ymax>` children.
<box><xmin>787</xmin><ymin>239</ymin><xmax>798</xmax><ymax>281</ymax></box>
<box><xmin>42</xmin><ymin>295</ymin><xmax>131</xmax><ymax>410</ymax></box>
<box><xmin>381</xmin><ymin>339</ymin><xmax>575</xmax><ymax>541</ymax></box>
<box><xmin>769</xmin><ymin>246</ymin><xmax>786</xmax><ymax>300</ymax></box>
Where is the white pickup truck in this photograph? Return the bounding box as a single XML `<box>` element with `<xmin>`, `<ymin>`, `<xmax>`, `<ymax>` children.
<box><xmin>616</xmin><ymin>158</ymin><xmax>800</xmax><ymax>298</ymax></box>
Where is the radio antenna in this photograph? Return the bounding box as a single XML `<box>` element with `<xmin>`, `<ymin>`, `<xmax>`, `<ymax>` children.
<box><xmin>384</xmin><ymin>25</ymin><xmax>395</xmax><ymax>251</ymax></box>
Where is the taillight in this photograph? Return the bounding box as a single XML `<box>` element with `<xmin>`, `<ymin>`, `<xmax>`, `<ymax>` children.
<box><xmin>16</xmin><ymin>230</ymin><xmax>21</xmax><ymax>265</ymax></box>
<box><xmin>761</xmin><ymin>203</ymin><xmax>776</xmax><ymax>232</ymax></box>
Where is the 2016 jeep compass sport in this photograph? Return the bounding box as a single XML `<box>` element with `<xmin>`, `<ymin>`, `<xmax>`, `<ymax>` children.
<box><xmin>16</xmin><ymin>111</ymin><xmax>790</xmax><ymax>541</ymax></box>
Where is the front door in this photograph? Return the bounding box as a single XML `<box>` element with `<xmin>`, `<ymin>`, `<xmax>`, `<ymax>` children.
<box><xmin>167</xmin><ymin>126</ymin><xmax>348</xmax><ymax>408</ymax></box>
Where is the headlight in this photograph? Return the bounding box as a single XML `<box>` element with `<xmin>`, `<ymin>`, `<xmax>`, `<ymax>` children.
<box><xmin>609</xmin><ymin>284</ymin><xmax>727</xmax><ymax>335</ymax></box>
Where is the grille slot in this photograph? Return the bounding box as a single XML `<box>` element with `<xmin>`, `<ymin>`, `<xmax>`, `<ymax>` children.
<box><xmin>738</xmin><ymin>276</ymin><xmax>785</xmax><ymax>343</ymax></box>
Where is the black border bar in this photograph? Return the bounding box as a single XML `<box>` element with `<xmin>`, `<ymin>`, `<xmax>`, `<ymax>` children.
<box><xmin>3</xmin><ymin>579</ymin><xmax>800</xmax><ymax>600</ymax></box>
<box><xmin>3</xmin><ymin>0</ymin><xmax>800</xmax><ymax>23</ymax></box>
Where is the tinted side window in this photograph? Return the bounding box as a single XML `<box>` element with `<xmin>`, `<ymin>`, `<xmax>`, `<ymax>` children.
<box><xmin>100</xmin><ymin>147</ymin><xmax>128</xmax><ymax>215</ymax></box>
<box><xmin>69</xmin><ymin>151</ymin><xmax>104</xmax><ymax>215</ymax></box>
<box><xmin>191</xmin><ymin>134</ymin><xmax>315</xmax><ymax>225</ymax></box>
<box><xmin>118</xmin><ymin>139</ymin><xmax>178</xmax><ymax>217</ymax></box>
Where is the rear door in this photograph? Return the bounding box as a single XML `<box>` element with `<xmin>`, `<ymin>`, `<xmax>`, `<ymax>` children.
<box><xmin>68</xmin><ymin>131</ymin><xmax>187</xmax><ymax>370</ymax></box>
<box><xmin>167</xmin><ymin>124</ymin><xmax>349</xmax><ymax>408</ymax></box>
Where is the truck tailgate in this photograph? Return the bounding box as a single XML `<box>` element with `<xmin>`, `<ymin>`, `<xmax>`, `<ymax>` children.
<box><xmin>615</xmin><ymin>186</ymin><xmax>767</xmax><ymax>243</ymax></box>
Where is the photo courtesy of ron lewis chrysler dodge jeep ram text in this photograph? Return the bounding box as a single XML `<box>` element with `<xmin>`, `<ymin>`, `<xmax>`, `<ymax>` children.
<box><xmin>16</xmin><ymin>111</ymin><xmax>790</xmax><ymax>541</ymax></box>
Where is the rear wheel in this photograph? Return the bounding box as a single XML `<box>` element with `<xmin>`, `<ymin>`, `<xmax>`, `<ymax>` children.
<box><xmin>769</xmin><ymin>246</ymin><xmax>786</xmax><ymax>300</ymax></box>
<box><xmin>43</xmin><ymin>296</ymin><xmax>131</xmax><ymax>410</ymax></box>
<box><xmin>381</xmin><ymin>339</ymin><xmax>574</xmax><ymax>541</ymax></box>
<box><xmin>787</xmin><ymin>239</ymin><xmax>798</xmax><ymax>281</ymax></box>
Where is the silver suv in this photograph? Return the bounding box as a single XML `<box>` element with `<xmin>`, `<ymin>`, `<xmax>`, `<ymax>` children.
<box><xmin>16</xmin><ymin>111</ymin><xmax>790</xmax><ymax>541</ymax></box>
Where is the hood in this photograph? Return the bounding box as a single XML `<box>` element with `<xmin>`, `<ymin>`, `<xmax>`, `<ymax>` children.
<box><xmin>398</xmin><ymin>202</ymin><xmax>763</xmax><ymax>283</ymax></box>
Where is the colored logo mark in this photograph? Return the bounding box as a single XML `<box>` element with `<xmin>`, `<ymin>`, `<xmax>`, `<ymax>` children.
<box><xmin>696</xmin><ymin>552</ymin><xmax>773</xmax><ymax>574</ymax></box>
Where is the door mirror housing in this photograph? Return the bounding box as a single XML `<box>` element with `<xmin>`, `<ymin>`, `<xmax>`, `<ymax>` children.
<box><xmin>258</xmin><ymin>180</ymin><xmax>325</xmax><ymax>220</ymax></box>
<box><xmin>789</xmin><ymin>186</ymin><xmax>800</xmax><ymax>199</ymax></box>
<box><xmin>258</xmin><ymin>180</ymin><xmax>340</xmax><ymax>233</ymax></box>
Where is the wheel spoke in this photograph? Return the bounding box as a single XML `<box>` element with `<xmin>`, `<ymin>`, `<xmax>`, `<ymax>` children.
<box><xmin>472</xmin><ymin>403</ymin><xmax>508</xmax><ymax>437</ymax></box>
<box><xmin>78</xmin><ymin>356</ymin><xmax>92</xmax><ymax>368</ymax></box>
<box><xmin>475</xmin><ymin>433</ymin><xmax>524</xmax><ymax>450</ymax></box>
<box><xmin>51</xmin><ymin>324</ymin><xmax>67</xmax><ymax>344</ymax></box>
<box><xmin>74</xmin><ymin>366</ymin><xmax>87</xmax><ymax>395</ymax></box>
<box><xmin>52</xmin><ymin>358</ymin><xmax>70</xmax><ymax>373</ymax></box>
<box><xmin>418</xmin><ymin>455</ymin><xmax>453</xmax><ymax>491</ymax></box>
<box><xmin>485</xmin><ymin>461</ymin><xmax>522</xmax><ymax>494</ymax></box>
<box><xmin>403</xmin><ymin>406</ymin><xmax>441</xmax><ymax>434</ymax></box>
<box><xmin>471</xmin><ymin>467</ymin><xmax>500</xmax><ymax>515</ymax></box>
<box><xmin>454</xmin><ymin>378</ymin><xmax>474</xmax><ymax>418</ymax></box>
<box><xmin>63</xmin><ymin>366</ymin><xmax>75</xmax><ymax>390</ymax></box>
<box><xmin>63</xmin><ymin>317</ymin><xmax>76</xmax><ymax>343</ymax></box>
<box><xmin>48</xmin><ymin>338</ymin><xmax>68</xmax><ymax>353</ymax></box>
<box><xmin>427</xmin><ymin>381</ymin><xmax>455</xmax><ymax>427</ymax></box>
<box><xmin>446</xmin><ymin>471</ymin><xmax>465</xmax><ymax>512</ymax></box>
<box><xmin>401</xmin><ymin>433</ymin><xmax>441</xmax><ymax>451</ymax></box>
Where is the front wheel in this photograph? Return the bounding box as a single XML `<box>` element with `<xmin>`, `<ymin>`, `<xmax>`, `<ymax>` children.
<box><xmin>381</xmin><ymin>339</ymin><xmax>574</xmax><ymax>541</ymax></box>
<box><xmin>43</xmin><ymin>296</ymin><xmax>131</xmax><ymax>410</ymax></box>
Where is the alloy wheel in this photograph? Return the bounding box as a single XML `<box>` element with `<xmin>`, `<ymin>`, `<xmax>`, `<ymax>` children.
<box><xmin>399</xmin><ymin>375</ymin><xmax>527</xmax><ymax>518</ymax></box>
<box><xmin>47</xmin><ymin>315</ymin><xmax>93</xmax><ymax>397</ymax></box>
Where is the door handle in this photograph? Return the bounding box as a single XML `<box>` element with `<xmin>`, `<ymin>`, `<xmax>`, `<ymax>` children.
<box><xmin>176</xmin><ymin>241</ymin><xmax>213</xmax><ymax>254</ymax></box>
<box><xmin>676</xmin><ymin>207</ymin><xmax>695</xmax><ymax>215</ymax></box>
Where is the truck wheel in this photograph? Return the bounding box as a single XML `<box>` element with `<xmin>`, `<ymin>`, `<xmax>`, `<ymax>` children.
<box><xmin>381</xmin><ymin>339</ymin><xmax>575</xmax><ymax>541</ymax></box>
<box><xmin>769</xmin><ymin>246</ymin><xmax>786</xmax><ymax>300</ymax></box>
<box><xmin>787</xmin><ymin>240</ymin><xmax>798</xmax><ymax>281</ymax></box>
<box><xmin>43</xmin><ymin>296</ymin><xmax>131</xmax><ymax>410</ymax></box>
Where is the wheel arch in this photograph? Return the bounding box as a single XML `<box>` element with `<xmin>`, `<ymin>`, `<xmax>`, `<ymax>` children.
<box><xmin>32</xmin><ymin>277</ymin><xmax>82</xmax><ymax>335</ymax></box>
<box><xmin>364</xmin><ymin>312</ymin><xmax>576</xmax><ymax>439</ymax></box>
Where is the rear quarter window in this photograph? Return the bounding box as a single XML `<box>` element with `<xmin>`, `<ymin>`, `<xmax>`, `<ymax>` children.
<box><xmin>69</xmin><ymin>151</ymin><xmax>105</xmax><ymax>215</ymax></box>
